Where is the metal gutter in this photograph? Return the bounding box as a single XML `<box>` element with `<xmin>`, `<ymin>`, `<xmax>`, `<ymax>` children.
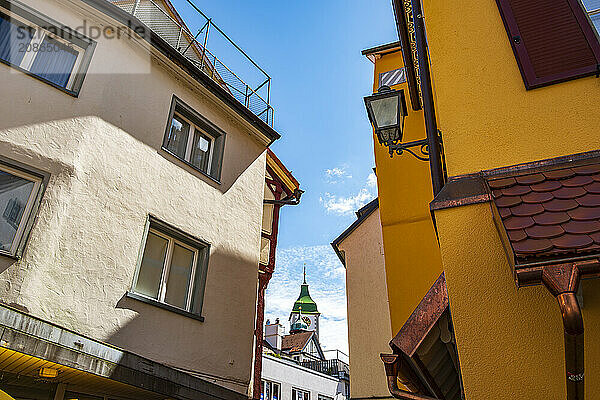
<box><xmin>78</xmin><ymin>0</ymin><xmax>281</xmax><ymax>144</ymax></box>
<box><xmin>408</xmin><ymin>0</ymin><xmax>445</xmax><ymax>196</ymax></box>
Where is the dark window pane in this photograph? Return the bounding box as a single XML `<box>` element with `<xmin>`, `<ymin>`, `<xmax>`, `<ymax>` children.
<box><xmin>164</xmin><ymin>243</ymin><xmax>194</xmax><ymax>309</ymax></box>
<box><xmin>190</xmin><ymin>130</ymin><xmax>211</xmax><ymax>173</ymax></box>
<box><xmin>135</xmin><ymin>232</ymin><xmax>168</xmax><ymax>299</ymax></box>
<box><xmin>166</xmin><ymin>115</ymin><xmax>190</xmax><ymax>159</ymax></box>
<box><xmin>0</xmin><ymin>170</ymin><xmax>35</xmax><ymax>251</ymax></box>
<box><xmin>30</xmin><ymin>35</ymin><xmax>78</xmax><ymax>88</ymax></box>
<box><xmin>0</xmin><ymin>12</ymin><xmax>34</xmax><ymax>66</ymax></box>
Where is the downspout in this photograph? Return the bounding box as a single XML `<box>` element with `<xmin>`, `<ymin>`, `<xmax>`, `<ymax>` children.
<box><xmin>381</xmin><ymin>354</ymin><xmax>438</xmax><ymax>400</ymax></box>
<box><xmin>253</xmin><ymin>187</ymin><xmax>302</xmax><ymax>400</ymax></box>
<box><xmin>253</xmin><ymin>272</ymin><xmax>272</xmax><ymax>400</ymax></box>
<box><xmin>541</xmin><ymin>264</ymin><xmax>585</xmax><ymax>400</ymax></box>
<box><xmin>408</xmin><ymin>0</ymin><xmax>445</xmax><ymax>196</ymax></box>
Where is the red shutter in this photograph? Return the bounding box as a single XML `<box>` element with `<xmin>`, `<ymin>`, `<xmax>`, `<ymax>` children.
<box><xmin>495</xmin><ymin>0</ymin><xmax>600</xmax><ymax>89</ymax></box>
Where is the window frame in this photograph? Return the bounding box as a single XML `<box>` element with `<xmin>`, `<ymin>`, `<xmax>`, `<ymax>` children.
<box><xmin>162</xmin><ymin>96</ymin><xmax>226</xmax><ymax>183</ymax></box>
<box><xmin>582</xmin><ymin>0</ymin><xmax>600</xmax><ymax>36</ymax></box>
<box><xmin>318</xmin><ymin>395</ymin><xmax>333</xmax><ymax>400</ymax></box>
<box><xmin>128</xmin><ymin>216</ymin><xmax>210</xmax><ymax>321</ymax></box>
<box><xmin>292</xmin><ymin>388</ymin><xmax>310</xmax><ymax>400</ymax></box>
<box><xmin>262</xmin><ymin>380</ymin><xmax>281</xmax><ymax>400</ymax></box>
<box><xmin>0</xmin><ymin>157</ymin><xmax>48</xmax><ymax>259</ymax></box>
<box><xmin>0</xmin><ymin>0</ymin><xmax>96</xmax><ymax>96</ymax></box>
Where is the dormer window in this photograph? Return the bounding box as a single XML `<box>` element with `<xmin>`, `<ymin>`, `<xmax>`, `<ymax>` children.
<box><xmin>163</xmin><ymin>96</ymin><xmax>226</xmax><ymax>182</ymax></box>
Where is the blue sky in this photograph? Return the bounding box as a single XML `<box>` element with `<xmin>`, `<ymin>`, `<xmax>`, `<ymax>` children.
<box><xmin>170</xmin><ymin>0</ymin><xmax>397</xmax><ymax>353</ymax></box>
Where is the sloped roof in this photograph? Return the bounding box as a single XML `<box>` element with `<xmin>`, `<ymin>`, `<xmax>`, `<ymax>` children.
<box><xmin>281</xmin><ymin>331</ymin><xmax>313</xmax><ymax>353</ymax></box>
<box><xmin>331</xmin><ymin>198</ymin><xmax>379</xmax><ymax>266</ymax></box>
<box><xmin>487</xmin><ymin>161</ymin><xmax>600</xmax><ymax>264</ymax></box>
<box><xmin>266</xmin><ymin>150</ymin><xmax>300</xmax><ymax>194</ymax></box>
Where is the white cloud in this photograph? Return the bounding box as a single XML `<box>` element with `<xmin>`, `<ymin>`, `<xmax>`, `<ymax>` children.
<box><xmin>367</xmin><ymin>171</ymin><xmax>377</xmax><ymax>188</ymax></box>
<box><xmin>265</xmin><ymin>245</ymin><xmax>348</xmax><ymax>354</ymax></box>
<box><xmin>320</xmin><ymin>172</ymin><xmax>378</xmax><ymax>215</ymax></box>
<box><xmin>320</xmin><ymin>188</ymin><xmax>374</xmax><ymax>215</ymax></box>
<box><xmin>324</xmin><ymin>165</ymin><xmax>352</xmax><ymax>183</ymax></box>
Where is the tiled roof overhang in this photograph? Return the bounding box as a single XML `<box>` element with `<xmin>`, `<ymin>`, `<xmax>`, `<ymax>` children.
<box><xmin>430</xmin><ymin>150</ymin><xmax>600</xmax><ymax>286</ymax></box>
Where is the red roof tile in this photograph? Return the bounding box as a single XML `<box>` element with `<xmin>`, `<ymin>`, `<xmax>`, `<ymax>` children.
<box><xmin>281</xmin><ymin>331</ymin><xmax>313</xmax><ymax>353</ymax></box>
<box><xmin>488</xmin><ymin>162</ymin><xmax>600</xmax><ymax>263</ymax></box>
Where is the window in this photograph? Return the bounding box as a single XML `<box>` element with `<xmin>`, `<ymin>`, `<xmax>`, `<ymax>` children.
<box><xmin>262</xmin><ymin>380</ymin><xmax>281</xmax><ymax>400</ymax></box>
<box><xmin>163</xmin><ymin>96</ymin><xmax>226</xmax><ymax>182</ymax></box>
<box><xmin>292</xmin><ymin>388</ymin><xmax>310</xmax><ymax>400</ymax></box>
<box><xmin>583</xmin><ymin>0</ymin><xmax>600</xmax><ymax>34</ymax></box>
<box><xmin>0</xmin><ymin>160</ymin><xmax>45</xmax><ymax>258</ymax></box>
<box><xmin>495</xmin><ymin>0</ymin><xmax>600</xmax><ymax>89</ymax></box>
<box><xmin>318</xmin><ymin>395</ymin><xmax>333</xmax><ymax>400</ymax></box>
<box><xmin>130</xmin><ymin>217</ymin><xmax>210</xmax><ymax>319</ymax></box>
<box><xmin>0</xmin><ymin>0</ymin><xmax>95</xmax><ymax>95</ymax></box>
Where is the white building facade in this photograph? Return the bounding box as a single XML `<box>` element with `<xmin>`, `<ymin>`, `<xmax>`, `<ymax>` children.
<box><xmin>262</xmin><ymin>355</ymin><xmax>341</xmax><ymax>400</ymax></box>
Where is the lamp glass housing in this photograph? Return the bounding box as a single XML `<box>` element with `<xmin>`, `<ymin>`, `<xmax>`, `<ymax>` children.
<box><xmin>364</xmin><ymin>88</ymin><xmax>408</xmax><ymax>145</ymax></box>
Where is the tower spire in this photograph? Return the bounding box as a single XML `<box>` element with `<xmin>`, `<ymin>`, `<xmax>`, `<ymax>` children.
<box><xmin>303</xmin><ymin>263</ymin><xmax>307</xmax><ymax>284</ymax></box>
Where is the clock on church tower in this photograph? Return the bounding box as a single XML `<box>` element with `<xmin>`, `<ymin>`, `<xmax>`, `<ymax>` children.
<box><xmin>289</xmin><ymin>267</ymin><xmax>320</xmax><ymax>337</ymax></box>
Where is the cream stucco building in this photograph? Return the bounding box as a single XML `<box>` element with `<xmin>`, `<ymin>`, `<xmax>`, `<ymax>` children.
<box><xmin>332</xmin><ymin>199</ymin><xmax>393</xmax><ymax>400</ymax></box>
<box><xmin>0</xmin><ymin>0</ymin><xmax>295</xmax><ymax>399</ymax></box>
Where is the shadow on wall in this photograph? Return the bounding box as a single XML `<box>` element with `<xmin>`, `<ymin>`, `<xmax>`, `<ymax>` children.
<box><xmin>106</xmin><ymin>248</ymin><xmax>258</xmax><ymax>391</ymax></box>
<box><xmin>0</xmin><ymin>71</ymin><xmax>267</xmax><ymax>194</ymax></box>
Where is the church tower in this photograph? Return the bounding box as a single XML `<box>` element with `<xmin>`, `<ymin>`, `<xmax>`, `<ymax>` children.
<box><xmin>289</xmin><ymin>266</ymin><xmax>320</xmax><ymax>337</ymax></box>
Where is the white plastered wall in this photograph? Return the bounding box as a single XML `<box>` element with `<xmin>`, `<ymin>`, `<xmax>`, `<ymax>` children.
<box><xmin>0</xmin><ymin>0</ymin><xmax>272</xmax><ymax>393</ymax></box>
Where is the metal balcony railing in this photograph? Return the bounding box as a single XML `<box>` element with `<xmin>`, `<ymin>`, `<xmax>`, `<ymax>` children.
<box><xmin>107</xmin><ymin>0</ymin><xmax>274</xmax><ymax>126</ymax></box>
<box><xmin>300</xmin><ymin>358</ymin><xmax>350</xmax><ymax>380</ymax></box>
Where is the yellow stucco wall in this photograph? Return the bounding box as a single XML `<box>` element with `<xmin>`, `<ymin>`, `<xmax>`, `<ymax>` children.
<box><xmin>435</xmin><ymin>203</ymin><xmax>600</xmax><ymax>399</ymax></box>
<box><xmin>423</xmin><ymin>0</ymin><xmax>600</xmax><ymax>176</ymax></box>
<box><xmin>420</xmin><ymin>0</ymin><xmax>600</xmax><ymax>398</ymax></box>
<box><xmin>371</xmin><ymin>51</ymin><xmax>443</xmax><ymax>336</ymax></box>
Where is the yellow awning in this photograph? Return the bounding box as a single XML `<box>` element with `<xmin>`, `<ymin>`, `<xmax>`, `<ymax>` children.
<box><xmin>0</xmin><ymin>390</ymin><xmax>16</xmax><ymax>400</ymax></box>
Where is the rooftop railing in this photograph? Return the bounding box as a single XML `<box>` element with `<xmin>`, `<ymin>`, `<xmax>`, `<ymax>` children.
<box><xmin>108</xmin><ymin>0</ymin><xmax>274</xmax><ymax>126</ymax></box>
<box><xmin>300</xmin><ymin>357</ymin><xmax>350</xmax><ymax>381</ymax></box>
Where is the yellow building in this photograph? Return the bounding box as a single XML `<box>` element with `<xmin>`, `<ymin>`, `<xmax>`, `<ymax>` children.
<box><xmin>362</xmin><ymin>0</ymin><xmax>600</xmax><ymax>399</ymax></box>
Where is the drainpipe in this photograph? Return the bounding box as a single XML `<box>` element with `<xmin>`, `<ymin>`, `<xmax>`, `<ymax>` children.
<box><xmin>253</xmin><ymin>272</ymin><xmax>271</xmax><ymax>400</ymax></box>
<box><xmin>541</xmin><ymin>264</ymin><xmax>585</xmax><ymax>400</ymax></box>
<box><xmin>409</xmin><ymin>0</ymin><xmax>445</xmax><ymax>196</ymax></box>
<box><xmin>381</xmin><ymin>354</ymin><xmax>438</xmax><ymax>400</ymax></box>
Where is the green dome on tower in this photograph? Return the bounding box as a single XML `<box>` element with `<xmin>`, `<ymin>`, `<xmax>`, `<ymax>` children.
<box><xmin>291</xmin><ymin>267</ymin><xmax>319</xmax><ymax>315</ymax></box>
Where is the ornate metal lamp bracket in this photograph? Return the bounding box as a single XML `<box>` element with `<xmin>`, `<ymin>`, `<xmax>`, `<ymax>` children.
<box><xmin>387</xmin><ymin>138</ymin><xmax>429</xmax><ymax>161</ymax></box>
<box><xmin>386</xmin><ymin>131</ymin><xmax>442</xmax><ymax>161</ymax></box>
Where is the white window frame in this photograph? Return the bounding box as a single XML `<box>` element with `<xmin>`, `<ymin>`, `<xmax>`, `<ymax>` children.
<box><xmin>0</xmin><ymin>2</ymin><xmax>94</xmax><ymax>94</ymax></box>
<box><xmin>262</xmin><ymin>380</ymin><xmax>281</xmax><ymax>400</ymax></box>
<box><xmin>172</xmin><ymin>111</ymin><xmax>215</xmax><ymax>175</ymax></box>
<box><xmin>0</xmin><ymin>163</ymin><xmax>42</xmax><ymax>257</ymax></box>
<box><xmin>318</xmin><ymin>395</ymin><xmax>333</xmax><ymax>400</ymax></box>
<box><xmin>133</xmin><ymin>226</ymin><xmax>205</xmax><ymax>314</ymax></box>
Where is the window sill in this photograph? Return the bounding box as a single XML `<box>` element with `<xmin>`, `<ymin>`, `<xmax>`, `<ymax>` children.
<box><xmin>161</xmin><ymin>147</ymin><xmax>222</xmax><ymax>185</ymax></box>
<box><xmin>125</xmin><ymin>291</ymin><xmax>205</xmax><ymax>322</ymax></box>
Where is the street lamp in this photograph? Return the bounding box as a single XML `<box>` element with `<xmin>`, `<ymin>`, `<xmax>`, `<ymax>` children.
<box><xmin>364</xmin><ymin>85</ymin><xmax>407</xmax><ymax>146</ymax></box>
<box><xmin>364</xmin><ymin>86</ymin><xmax>430</xmax><ymax>160</ymax></box>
